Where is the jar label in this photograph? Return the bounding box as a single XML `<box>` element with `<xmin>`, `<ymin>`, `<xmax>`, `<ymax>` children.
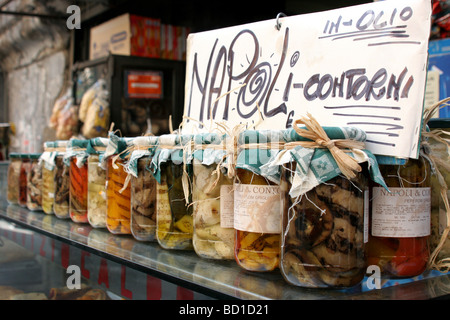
<box><xmin>371</xmin><ymin>187</ymin><xmax>431</xmax><ymax>237</ymax></box>
<box><xmin>234</xmin><ymin>184</ymin><xmax>282</xmax><ymax>233</ymax></box>
<box><xmin>220</xmin><ymin>185</ymin><xmax>234</xmax><ymax>229</ymax></box>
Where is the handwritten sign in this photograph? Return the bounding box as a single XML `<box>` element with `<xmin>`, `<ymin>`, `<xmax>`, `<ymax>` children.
<box><xmin>182</xmin><ymin>0</ymin><xmax>431</xmax><ymax>158</ymax></box>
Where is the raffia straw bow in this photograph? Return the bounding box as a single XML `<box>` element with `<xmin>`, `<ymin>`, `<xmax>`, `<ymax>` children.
<box><xmin>291</xmin><ymin>112</ymin><xmax>366</xmax><ymax>180</ymax></box>
<box><xmin>421</xmin><ymin>97</ymin><xmax>450</xmax><ymax>272</ymax></box>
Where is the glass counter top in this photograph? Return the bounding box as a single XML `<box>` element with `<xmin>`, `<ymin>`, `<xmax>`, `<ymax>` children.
<box><xmin>1</xmin><ymin>202</ymin><xmax>449</xmax><ymax>300</ymax></box>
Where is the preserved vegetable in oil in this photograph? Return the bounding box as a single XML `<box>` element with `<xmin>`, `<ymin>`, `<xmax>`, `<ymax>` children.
<box><xmin>87</xmin><ymin>137</ymin><xmax>108</xmax><ymax>228</ymax></box>
<box><xmin>368</xmin><ymin>156</ymin><xmax>431</xmax><ymax>277</ymax></box>
<box><xmin>18</xmin><ymin>154</ymin><xmax>30</xmax><ymax>207</ymax></box>
<box><xmin>103</xmin><ymin>135</ymin><xmax>134</xmax><ymax>234</ymax></box>
<box><xmin>7</xmin><ymin>153</ymin><xmax>21</xmax><ymax>205</ymax></box>
<box><xmin>234</xmin><ymin>130</ymin><xmax>286</xmax><ymax>272</ymax></box>
<box><xmin>67</xmin><ymin>139</ymin><xmax>89</xmax><ymax>223</ymax></box>
<box><xmin>27</xmin><ymin>153</ymin><xmax>43</xmax><ymax>211</ymax></box>
<box><xmin>192</xmin><ymin>133</ymin><xmax>235</xmax><ymax>260</ymax></box>
<box><xmin>152</xmin><ymin>134</ymin><xmax>193</xmax><ymax>250</ymax></box>
<box><xmin>53</xmin><ymin>140</ymin><xmax>70</xmax><ymax>218</ymax></box>
<box><xmin>127</xmin><ymin>136</ymin><xmax>159</xmax><ymax>241</ymax></box>
<box><xmin>277</xmin><ymin>117</ymin><xmax>387</xmax><ymax>288</ymax></box>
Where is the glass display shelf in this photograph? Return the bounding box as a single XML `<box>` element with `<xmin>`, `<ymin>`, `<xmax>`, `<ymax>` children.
<box><xmin>1</xmin><ymin>202</ymin><xmax>449</xmax><ymax>300</ymax></box>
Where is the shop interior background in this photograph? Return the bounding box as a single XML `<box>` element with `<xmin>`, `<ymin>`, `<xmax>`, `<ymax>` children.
<box><xmin>0</xmin><ymin>0</ymin><xmax>373</xmax><ymax>156</ymax></box>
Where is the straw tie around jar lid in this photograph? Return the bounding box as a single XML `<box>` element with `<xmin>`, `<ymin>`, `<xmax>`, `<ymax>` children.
<box><xmin>289</xmin><ymin>113</ymin><xmax>365</xmax><ymax>180</ymax></box>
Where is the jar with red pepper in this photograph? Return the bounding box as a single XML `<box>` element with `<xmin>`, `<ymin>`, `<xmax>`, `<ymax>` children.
<box><xmin>18</xmin><ymin>154</ymin><xmax>30</xmax><ymax>207</ymax></box>
<box><xmin>368</xmin><ymin>155</ymin><xmax>431</xmax><ymax>277</ymax></box>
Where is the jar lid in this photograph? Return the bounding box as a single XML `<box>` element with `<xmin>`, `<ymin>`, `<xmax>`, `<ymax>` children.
<box><xmin>20</xmin><ymin>154</ymin><xmax>29</xmax><ymax>159</ymax></box>
<box><xmin>28</xmin><ymin>153</ymin><xmax>42</xmax><ymax>159</ymax></box>
<box><xmin>9</xmin><ymin>152</ymin><xmax>21</xmax><ymax>158</ymax></box>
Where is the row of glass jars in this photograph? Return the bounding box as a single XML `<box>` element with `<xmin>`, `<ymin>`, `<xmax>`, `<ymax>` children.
<box><xmin>7</xmin><ymin>153</ymin><xmax>43</xmax><ymax>211</ymax></box>
<box><xmin>5</xmin><ymin>131</ymin><xmax>435</xmax><ymax>290</ymax></box>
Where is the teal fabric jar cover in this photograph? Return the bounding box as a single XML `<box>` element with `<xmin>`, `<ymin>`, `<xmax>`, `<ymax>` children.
<box><xmin>102</xmin><ymin>132</ymin><xmax>134</xmax><ymax>169</ymax></box>
<box><xmin>263</xmin><ymin>125</ymin><xmax>388</xmax><ymax>198</ymax></box>
<box><xmin>235</xmin><ymin>129</ymin><xmax>290</xmax><ymax>184</ymax></box>
<box><xmin>64</xmin><ymin>139</ymin><xmax>90</xmax><ymax>168</ymax></box>
<box><xmin>86</xmin><ymin>137</ymin><xmax>109</xmax><ymax>167</ymax></box>
<box><xmin>150</xmin><ymin>133</ymin><xmax>193</xmax><ymax>184</ymax></box>
<box><xmin>192</xmin><ymin>132</ymin><xmax>228</xmax><ymax>165</ymax></box>
<box><xmin>124</xmin><ymin>135</ymin><xmax>159</xmax><ymax>178</ymax></box>
<box><xmin>40</xmin><ymin>140</ymin><xmax>68</xmax><ymax>171</ymax></box>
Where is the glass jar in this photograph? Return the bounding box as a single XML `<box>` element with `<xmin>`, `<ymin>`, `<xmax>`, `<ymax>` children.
<box><xmin>234</xmin><ymin>169</ymin><xmax>281</xmax><ymax>271</ymax></box>
<box><xmin>7</xmin><ymin>153</ymin><xmax>21</xmax><ymax>205</ymax></box>
<box><xmin>127</xmin><ymin>136</ymin><xmax>159</xmax><ymax>241</ymax></box>
<box><xmin>26</xmin><ymin>153</ymin><xmax>43</xmax><ymax>211</ymax></box>
<box><xmin>106</xmin><ymin>157</ymin><xmax>132</xmax><ymax>234</ymax></box>
<box><xmin>68</xmin><ymin>139</ymin><xmax>89</xmax><ymax>223</ymax></box>
<box><xmin>192</xmin><ymin>133</ymin><xmax>235</xmax><ymax>260</ymax></box>
<box><xmin>54</xmin><ymin>151</ymin><xmax>70</xmax><ymax>219</ymax></box>
<box><xmin>87</xmin><ymin>137</ymin><xmax>108</xmax><ymax>228</ymax></box>
<box><xmin>154</xmin><ymin>134</ymin><xmax>193</xmax><ymax>250</ymax></box>
<box><xmin>234</xmin><ymin>130</ymin><xmax>285</xmax><ymax>272</ymax></box>
<box><xmin>41</xmin><ymin>142</ymin><xmax>57</xmax><ymax>214</ymax></box>
<box><xmin>131</xmin><ymin>157</ymin><xmax>157</xmax><ymax>241</ymax></box>
<box><xmin>368</xmin><ymin>156</ymin><xmax>431</xmax><ymax>277</ymax></box>
<box><xmin>280</xmin><ymin>162</ymin><xmax>369</xmax><ymax>288</ymax></box>
<box><xmin>103</xmin><ymin>135</ymin><xmax>134</xmax><ymax>234</ymax></box>
<box><xmin>276</xmin><ymin>122</ymin><xmax>384</xmax><ymax>288</ymax></box>
<box><xmin>427</xmin><ymin>122</ymin><xmax>450</xmax><ymax>270</ymax></box>
<box><xmin>87</xmin><ymin>154</ymin><xmax>107</xmax><ymax>228</ymax></box>
<box><xmin>18</xmin><ymin>154</ymin><xmax>30</xmax><ymax>207</ymax></box>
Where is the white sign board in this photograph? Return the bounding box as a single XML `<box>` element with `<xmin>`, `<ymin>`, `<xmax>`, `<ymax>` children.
<box><xmin>182</xmin><ymin>0</ymin><xmax>431</xmax><ymax>158</ymax></box>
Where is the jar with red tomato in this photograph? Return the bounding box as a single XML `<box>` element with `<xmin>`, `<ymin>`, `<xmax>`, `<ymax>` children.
<box><xmin>18</xmin><ymin>154</ymin><xmax>30</xmax><ymax>207</ymax></box>
<box><xmin>368</xmin><ymin>155</ymin><xmax>431</xmax><ymax>277</ymax></box>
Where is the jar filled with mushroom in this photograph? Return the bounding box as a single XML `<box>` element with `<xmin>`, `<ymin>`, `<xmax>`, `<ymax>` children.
<box><xmin>126</xmin><ymin>136</ymin><xmax>159</xmax><ymax>241</ymax></box>
<box><xmin>192</xmin><ymin>133</ymin><xmax>235</xmax><ymax>260</ymax></box>
<box><xmin>26</xmin><ymin>153</ymin><xmax>43</xmax><ymax>211</ymax></box>
<box><xmin>278</xmin><ymin>117</ymin><xmax>387</xmax><ymax>288</ymax></box>
<box><xmin>53</xmin><ymin>140</ymin><xmax>70</xmax><ymax>219</ymax></box>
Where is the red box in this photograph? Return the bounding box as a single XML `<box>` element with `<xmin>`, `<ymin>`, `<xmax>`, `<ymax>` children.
<box><xmin>90</xmin><ymin>14</ymin><xmax>161</xmax><ymax>60</ymax></box>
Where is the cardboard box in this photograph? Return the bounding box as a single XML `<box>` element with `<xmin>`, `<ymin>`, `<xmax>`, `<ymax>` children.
<box><xmin>160</xmin><ymin>24</ymin><xmax>190</xmax><ymax>61</ymax></box>
<box><xmin>90</xmin><ymin>13</ymin><xmax>160</xmax><ymax>60</ymax></box>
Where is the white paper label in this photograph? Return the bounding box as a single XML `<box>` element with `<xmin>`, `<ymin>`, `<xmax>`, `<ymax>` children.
<box><xmin>233</xmin><ymin>184</ymin><xmax>282</xmax><ymax>233</ymax></box>
<box><xmin>220</xmin><ymin>185</ymin><xmax>234</xmax><ymax>228</ymax></box>
<box><xmin>371</xmin><ymin>187</ymin><xmax>431</xmax><ymax>237</ymax></box>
